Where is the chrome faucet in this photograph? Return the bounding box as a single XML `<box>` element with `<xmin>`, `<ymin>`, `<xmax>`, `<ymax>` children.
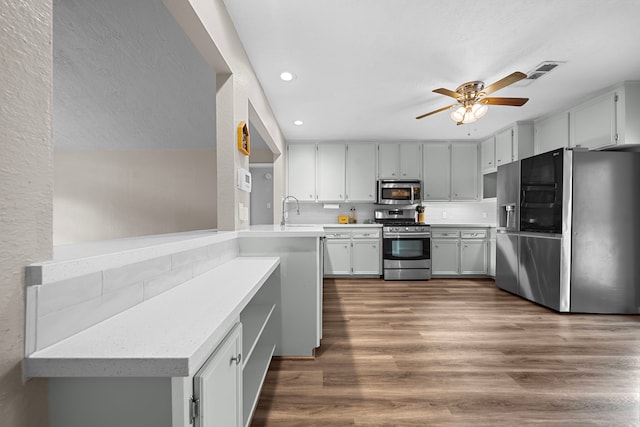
<box><xmin>280</xmin><ymin>196</ymin><xmax>300</xmax><ymax>226</ymax></box>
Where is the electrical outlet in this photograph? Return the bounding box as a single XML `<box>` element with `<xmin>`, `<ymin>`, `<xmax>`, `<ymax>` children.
<box><xmin>442</xmin><ymin>211</ymin><xmax>448</xmax><ymax>219</ymax></box>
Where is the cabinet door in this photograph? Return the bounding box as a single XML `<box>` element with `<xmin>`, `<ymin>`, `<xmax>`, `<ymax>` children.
<box><xmin>194</xmin><ymin>323</ymin><xmax>242</xmax><ymax>427</ymax></box>
<box><xmin>480</xmin><ymin>136</ymin><xmax>496</xmax><ymax>173</ymax></box>
<box><xmin>460</xmin><ymin>240</ymin><xmax>487</xmax><ymax>275</ymax></box>
<box><xmin>495</xmin><ymin>128</ymin><xmax>513</xmax><ymax>166</ymax></box>
<box><xmin>377</xmin><ymin>144</ymin><xmax>399</xmax><ymax>178</ymax></box>
<box><xmin>431</xmin><ymin>239</ymin><xmax>459</xmax><ymax>275</ymax></box>
<box><xmin>317</xmin><ymin>144</ymin><xmax>346</xmax><ymax>201</ymax></box>
<box><xmin>488</xmin><ymin>238</ymin><xmax>496</xmax><ymax>277</ymax></box>
<box><xmin>347</xmin><ymin>143</ymin><xmax>376</xmax><ymax>201</ymax></box>
<box><xmin>450</xmin><ymin>143</ymin><xmax>478</xmax><ymax>201</ymax></box>
<box><xmin>422</xmin><ymin>142</ymin><xmax>451</xmax><ymax>201</ymax></box>
<box><xmin>352</xmin><ymin>240</ymin><xmax>381</xmax><ymax>275</ymax></box>
<box><xmin>570</xmin><ymin>91</ymin><xmax>617</xmax><ymax>150</ymax></box>
<box><xmin>399</xmin><ymin>143</ymin><xmax>422</xmax><ymax>179</ymax></box>
<box><xmin>534</xmin><ymin>113</ymin><xmax>569</xmax><ymax>154</ymax></box>
<box><xmin>324</xmin><ymin>240</ymin><xmax>351</xmax><ymax>275</ymax></box>
<box><xmin>287</xmin><ymin>144</ymin><xmax>316</xmax><ymax>201</ymax></box>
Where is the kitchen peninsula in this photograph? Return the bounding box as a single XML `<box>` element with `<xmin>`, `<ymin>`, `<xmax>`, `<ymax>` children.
<box><xmin>24</xmin><ymin>226</ymin><xmax>324</xmax><ymax>427</ymax></box>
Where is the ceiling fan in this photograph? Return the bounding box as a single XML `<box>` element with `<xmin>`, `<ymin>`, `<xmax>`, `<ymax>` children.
<box><xmin>416</xmin><ymin>71</ymin><xmax>529</xmax><ymax>125</ymax></box>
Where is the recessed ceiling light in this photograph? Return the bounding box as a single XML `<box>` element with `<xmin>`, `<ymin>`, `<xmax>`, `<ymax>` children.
<box><xmin>293</xmin><ymin>120</ymin><xmax>304</xmax><ymax>126</ymax></box>
<box><xmin>280</xmin><ymin>72</ymin><xmax>295</xmax><ymax>82</ymax></box>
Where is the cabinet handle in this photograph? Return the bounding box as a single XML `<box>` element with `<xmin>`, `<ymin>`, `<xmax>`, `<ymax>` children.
<box><xmin>340</xmin><ymin>194</ymin><xmax>342</xmax><ymax>198</ymax></box>
<box><xmin>309</xmin><ymin>194</ymin><xmax>312</xmax><ymax>199</ymax></box>
<box><xmin>488</xmin><ymin>161</ymin><xmax>492</xmax><ymax>164</ymax></box>
<box><xmin>373</xmin><ymin>245</ymin><xmax>376</xmax><ymax>248</ymax></box>
<box><xmin>231</xmin><ymin>353</ymin><xmax>242</xmax><ymax>365</ymax></box>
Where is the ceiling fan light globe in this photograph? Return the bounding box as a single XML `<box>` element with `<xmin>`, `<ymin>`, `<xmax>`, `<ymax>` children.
<box><xmin>450</xmin><ymin>106</ymin><xmax>466</xmax><ymax>122</ymax></box>
<box><xmin>472</xmin><ymin>103</ymin><xmax>488</xmax><ymax>119</ymax></box>
<box><xmin>461</xmin><ymin>111</ymin><xmax>477</xmax><ymax>124</ymax></box>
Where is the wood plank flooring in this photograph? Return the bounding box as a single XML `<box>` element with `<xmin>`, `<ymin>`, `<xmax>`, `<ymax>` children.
<box><xmin>251</xmin><ymin>278</ymin><xmax>640</xmax><ymax>426</ymax></box>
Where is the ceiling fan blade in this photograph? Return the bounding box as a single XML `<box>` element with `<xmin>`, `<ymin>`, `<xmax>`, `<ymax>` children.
<box><xmin>416</xmin><ymin>104</ymin><xmax>458</xmax><ymax>120</ymax></box>
<box><xmin>433</xmin><ymin>88</ymin><xmax>460</xmax><ymax>99</ymax></box>
<box><xmin>483</xmin><ymin>71</ymin><xmax>527</xmax><ymax>95</ymax></box>
<box><xmin>481</xmin><ymin>97</ymin><xmax>529</xmax><ymax>106</ymax></box>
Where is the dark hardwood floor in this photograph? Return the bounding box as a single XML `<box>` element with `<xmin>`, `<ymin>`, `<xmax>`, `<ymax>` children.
<box><xmin>252</xmin><ymin>278</ymin><xmax>640</xmax><ymax>426</ymax></box>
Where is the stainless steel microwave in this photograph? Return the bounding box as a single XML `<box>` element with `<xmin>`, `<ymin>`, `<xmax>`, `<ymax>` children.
<box><xmin>376</xmin><ymin>179</ymin><xmax>422</xmax><ymax>205</ymax></box>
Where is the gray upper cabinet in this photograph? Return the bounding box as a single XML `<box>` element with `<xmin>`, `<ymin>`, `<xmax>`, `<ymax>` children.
<box><xmin>399</xmin><ymin>143</ymin><xmax>422</xmax><ymax>179</ymax></box>
<box><xmin>423</xmin><ymin>142</ymin><xmax>478</xmax><ymax>201</ymax></box>
<box><xmin>495</xmin><ymin>128</ymin><xmax>514</xmax><ymax>167</ymax></box>
<box><xmin>377</xmin><ymin>144</ymin><xmax>399</xmax><ymax>178</ymax></box>
<box><xmin>535</xmin><ymin>112</ymin><xmax>569</xmax><ymax>154</ymax></box>
<box><xmin>287</xmin><ymin>144</ymin><xmax>316</xmax><ymax>201</ymax></box>
<box><xmin>422</xmin><ymin>142</ymin><xmax>451</xmax><ymax>201</ymax></box>
<box><xmin>378</xmin><ymin>143</ymin><xmax>421</xmax><ymax>179</ymax></box>
<box><xmin>317</xmin><ymin>144</ymin><xmax>346</xmax><ymax>201</ymax></box>
<box><xmin>536</xmin><ymin>82</ymin><xmax>640</xmax><ymax>153</ymax></box>
<box><xmin>346</xmin><ymin>143</ymin><xmax>376</xmax><ymax>201</ymax></box>
<box><xmin>451</xmin><ymin>143</ymin><xmax>478</xmax><ymax>201</ymax></box>
<box><xmin>570</xmin><ymin>90</ymin><xmax>617</xmax><ymax>150</ymax></box>
<box><xmin>480</xmin><ymin>136</ymin><xmax>496</xmax><ymax>174</ymax></box>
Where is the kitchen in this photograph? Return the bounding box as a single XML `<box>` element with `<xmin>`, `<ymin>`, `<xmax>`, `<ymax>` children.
<box><xmin>3</xmin><ymin>1</ymin><xmax>640</xmax><ymax>426</ymax></box>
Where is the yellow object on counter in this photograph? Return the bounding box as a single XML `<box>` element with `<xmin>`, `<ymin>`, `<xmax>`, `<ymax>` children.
<box><xmin>338</xmin><ymin>215</ymin><xmax>349</xmax><ymax>224</ymax></box>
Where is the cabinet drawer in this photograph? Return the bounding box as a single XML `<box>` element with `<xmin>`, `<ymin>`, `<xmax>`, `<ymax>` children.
<box><xmin>324</xmin><ymin>229</ymin><xmax>351</xmax><ymax>239</ymax></box>
<box><xmin>352</xmin><ymin>229</ymin><xmax>380</xmax><ymax>239</ymax></box>
<box><xmin>432</xmin><ymin>229</ymin><xmax>460</xmax><ymax>238</ymax></box>
<box><xmin>461</xmin><ymin>229</ymin><xmax>488</xmax><ymax>239</ymax></box>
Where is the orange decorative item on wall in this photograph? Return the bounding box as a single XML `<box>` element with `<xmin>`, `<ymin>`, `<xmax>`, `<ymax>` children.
<box><xmin>237</xmin><ymin>121</ymin><xmax>250</xmax><ymax>155</ymax></box>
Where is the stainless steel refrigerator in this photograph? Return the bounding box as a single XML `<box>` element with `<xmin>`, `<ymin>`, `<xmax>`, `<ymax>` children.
<box><xmin>496</xmin><ymin>148</ymin><xmax>640</xmax><ymax>313</ymax></box>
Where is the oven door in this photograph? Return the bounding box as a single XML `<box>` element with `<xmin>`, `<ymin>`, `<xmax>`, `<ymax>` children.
<box><xmin>383</xmin><ymin>233</ymin><xmax>431</xmax><ymax>269</ymax></box>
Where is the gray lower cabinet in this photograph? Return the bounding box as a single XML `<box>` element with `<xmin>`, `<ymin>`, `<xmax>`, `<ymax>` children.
<box><xmin>432</xmin><ymin>228</ymin><xmax>489</xmax><ymax>277</ymax></box>
<box><xmin>432</xmin><ymin>238</ymin><xmax>459</xmax><ymax>275</ymax></box>
<box><xmin>48</xmin><ymin>280</ymin><xmax>278</xmax><ymax>427</ymax></box>
<box><xmin>194</xmin><ymin>323</ymin><xmax>243</xmax><ymax>427</ymax></box>
<box><xmin>324</xmin><ymin>238</ymin><xmax>351</xmax><ymax>275</ymax></box>
<box><xmin>324</xmin><ymin>227</ymin><xmax>381</xmax><ymax>277</ymax></box>
<box><xmin>460</xmin><ymin>239</ymin><xmax>487</xmax><ymax>275</ymax></box>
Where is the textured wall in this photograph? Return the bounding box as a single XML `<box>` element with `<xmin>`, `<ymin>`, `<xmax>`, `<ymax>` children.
<box><xmin>54</xmin><ymin>149</ymin><xmax>217</xmax><ymax>244</ymax></box>
<box><xmin>53</xmin><ymin>0</ymin><xmax>216</xmax><ymax>150</ymax></box>
<box><xmin>0</xmin><ymin>0</ymin><xmax>53</xmax><ymax>425</ymax></box>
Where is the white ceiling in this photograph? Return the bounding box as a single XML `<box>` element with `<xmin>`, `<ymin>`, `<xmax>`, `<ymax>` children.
<box><xmin>222</xmin><ymin>0</ymin><xmax>640</xmax><ymax>141</ymax></box>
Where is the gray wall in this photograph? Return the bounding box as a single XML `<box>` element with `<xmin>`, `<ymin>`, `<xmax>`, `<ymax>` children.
<box><xmin>0</xmin><ymin>0</ymin><xmax>53</xmax><ymax>425</ymax></box>
<box><xmin>53</xmin><ymin>0</ymin><xmax>219</xmax><ymax>243</ymax></box>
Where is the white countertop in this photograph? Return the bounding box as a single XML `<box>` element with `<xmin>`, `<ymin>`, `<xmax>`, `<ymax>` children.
<box><xmin>321</xmin><ymin>223</ymin><xmax>382</xmax><ymax>228</ymax></box>
<box><xmin>239</xmin><ymin>224</ymin><xmax>326</xmax><ymax>237</ymax></box>
<box><xmin>429</xmin><ymin>223</ymin><xmax>496</xmax><ymax>228</ymax></box>
<box><xmin>25</xmin><ymin>257</ymin><xmax>280</xmax><ymax>378</ymax></box>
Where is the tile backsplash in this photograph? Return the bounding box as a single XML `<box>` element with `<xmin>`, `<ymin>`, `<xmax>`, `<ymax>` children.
<box><xmin>285</xmin><ymin>200</ymin><xmax>497</xmax><ymax>225</ymax></box>
<box><xmin>27</xmin><ymin>236</ymin><xmax>239</xmax><ymax>354</ymax></box>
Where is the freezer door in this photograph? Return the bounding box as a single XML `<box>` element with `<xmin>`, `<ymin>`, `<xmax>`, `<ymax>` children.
<box><xmin>495</xmin><ymin>232</ymin><xmax>519</xmax><ymax>295</ymax></box>
<box><xmin>570</xmin><ymin>151</ymin><xmax>640</xmax><ymax>313</ymax></box>
<box><xmin>519</xmin><ymin>235</ymin><xmax>562</xmax><ymax>311</ymax></box>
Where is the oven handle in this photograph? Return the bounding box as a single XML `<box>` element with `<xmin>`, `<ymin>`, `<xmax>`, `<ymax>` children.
<box><xmin>384</xmin><ymin>232</ymin><xmax>431</xmax><ymax>239</ymax></box>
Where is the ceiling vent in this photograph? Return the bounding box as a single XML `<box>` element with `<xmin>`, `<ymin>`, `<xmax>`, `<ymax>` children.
<box><xmin>513</xmin><ymin>61</ymin><xmax>565</xmax><ymax>87</ymax></box>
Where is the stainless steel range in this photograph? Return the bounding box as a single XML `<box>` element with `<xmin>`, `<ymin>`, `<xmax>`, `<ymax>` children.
<box><xmin>375</xmin><ymin>208</ymin><xmax>431</xmax><ymax>281</ymax></box>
